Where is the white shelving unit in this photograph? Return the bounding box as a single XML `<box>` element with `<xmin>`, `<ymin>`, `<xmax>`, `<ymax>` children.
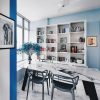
<box><xmin>36</xmin><ymin>27</ymin><xmax>46</xmax><ymax>60</ymax></box>
<box><xmin>46</xmin><ymin>25</ymin><xmax>58</xmax><ymax>62</ymax></box>
<box><xmin>36</xmin><ymin>21</ymin><xmax>87</xmax><ymax>66</ymax></box>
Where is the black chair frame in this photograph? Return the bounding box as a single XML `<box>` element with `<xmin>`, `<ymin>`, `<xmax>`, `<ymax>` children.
<box><xmin>51</xmin><ymin>74</ymin><xmax>79</xmax><ymax>100</ymax></box>
<box><xmin>26</xmin><ymin>70</ymin><xmax>49</xmax><ymax>100</ymax></box>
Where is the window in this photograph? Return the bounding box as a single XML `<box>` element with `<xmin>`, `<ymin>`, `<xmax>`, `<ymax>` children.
<box><xmin>17</xmin><ymin>13</ymin><xmax>30</xmax><ymax>62</ymax></box>
<box><xmin>17</xmin><ymin>15</ymin><xmax>22</xmax><ymax>26</ymax></box>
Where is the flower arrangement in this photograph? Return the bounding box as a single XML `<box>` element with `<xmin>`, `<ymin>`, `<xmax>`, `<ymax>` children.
<box><xmin>17</xmin><ymin>42</ymin><xmax>41</xmax><ymax>64</ymax></box>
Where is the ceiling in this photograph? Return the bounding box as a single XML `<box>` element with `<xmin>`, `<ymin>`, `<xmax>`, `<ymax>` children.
<box><xmin>17</xmin><ymin>0</ymin><xmax>100</xmax><ymax>21</ymax></box>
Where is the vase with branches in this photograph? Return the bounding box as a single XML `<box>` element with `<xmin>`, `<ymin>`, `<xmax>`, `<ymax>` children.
<box><xmin>17</xmin><ymin>42</ymin><xmax>41</xmax><ymax>64</ymax></box>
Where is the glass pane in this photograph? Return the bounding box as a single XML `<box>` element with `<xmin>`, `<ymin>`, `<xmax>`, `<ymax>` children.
<box><xmin>17</xmin><ymin>54</ymin><xmax>23</xmax><ymax>62</ymax></box>
<box><xmin>24</xmin><ymin>29</ymin><xmax>29</xmax><ymax>43</ymax></box>
<box><xmin>17</xmin><ymin>27</ymin><xmax>23</xmax><ymax>61</ymax></box>
<box><xmin>17</xmin><ymin>15</ymin><xmax>23</xmax><ymax>26</ymax></box>
<box><xmin>17</xmin><ymin>27</ymin><xmax>23</xmax><ymax>49</ymax></box>
<box><xmin>24</xmin><ymin>20</ymin><xmax>28</xmax><ymax>29</ymax></box>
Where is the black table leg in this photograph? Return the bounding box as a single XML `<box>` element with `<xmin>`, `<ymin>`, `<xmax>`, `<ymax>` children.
<box><xmin>22</xmin><ymin>68</ymin><xmax>29</xmax><ymax>91</ymax></box>
<box><xmin>82</xmin><ymin>80</ymin><xmax>98</xmax><ymax>100</ymax></box>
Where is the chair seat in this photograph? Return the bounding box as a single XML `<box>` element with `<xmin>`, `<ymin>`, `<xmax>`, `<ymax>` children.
<box><xmin>53</xmin><ymin>80</ymin><xmax>73</xmax><ymax>91</ymax></box>
<box><xmin>31</xmin><ymin>76</ymin><xmax>48</xmax><ymax>84</ymax></box>
<box><xmin>30</xmin><ymin>76</ymin><xmax>43</xmax><ymax>84</ymax></box>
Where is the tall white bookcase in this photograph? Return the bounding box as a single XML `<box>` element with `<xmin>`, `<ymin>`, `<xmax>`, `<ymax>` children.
<box><xmin>36</xmin><ymin>21</ymin><xmax>87</xmax><ymax>66</ymax></box>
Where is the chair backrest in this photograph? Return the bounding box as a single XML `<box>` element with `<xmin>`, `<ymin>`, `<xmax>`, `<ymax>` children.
<box><xmin>28</xmin><ymin>69</ymin><xmax>48</xmax><ymax>80</ymax></box>
<box><xmin>51</xmin><ymin>74</ymin><xmax>79</xmax><ymax>89</ymax></box>
<box><xmin>34</xmin><ymin>70</ymin><xmax>48</xmax><ymax>78</ymax></box>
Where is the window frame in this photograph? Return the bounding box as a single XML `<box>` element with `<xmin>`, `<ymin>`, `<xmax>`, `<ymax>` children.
<box><xmin>17</xmin><ymin>13</ymin><xmax>30</xmax><ymax>62</ymax></box>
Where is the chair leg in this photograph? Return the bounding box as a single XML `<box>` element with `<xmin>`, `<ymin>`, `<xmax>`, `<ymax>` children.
<box><xmin>51</xmin><ymin>84</ymin><xmax>54</xmax><ymax>100</ymax></box>
<box><xmin>42</xmin><ymin>83</ymin><xmax>44</xmax><ymax>100</ymax></box>
<box><xmin>32</xmin><ymin>81</ymin><xmax>33</xmax><ymax>90</ymax></box>
<box><xmin>49</xmin><ymin>71</ymin><xmax>51</xmax><ymax>87</ymax></box>
<box><xmin>71</xmin><ymin>90</ymin><xmax>75</xmax><ymax>100</ymax></box>
<box><xmin>47</xmin><ymin>81</ymin><xmax>49</xmax><ymax>95</ymax></box>
<box><xmin>26</xmin><ymin>80</ymin><xmax>30</xmax><ymax>100</ymax></box>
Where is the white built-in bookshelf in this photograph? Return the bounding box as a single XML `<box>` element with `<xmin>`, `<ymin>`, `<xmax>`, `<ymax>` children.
<box><xmin>36</xmin><ymin>21</ymin><xmax>87</xmax><ymax>66</ymax></box>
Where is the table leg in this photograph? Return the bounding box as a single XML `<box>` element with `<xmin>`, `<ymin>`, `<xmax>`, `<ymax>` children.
<box><xmin>22</xmin><ymin>68</ymin><xmax>29</xmax><ymax>91</ymax></box>
<box><xmin>82</xmin><ymin>80</ymin><xmax>98</xmax><ymax>100</ymax></box>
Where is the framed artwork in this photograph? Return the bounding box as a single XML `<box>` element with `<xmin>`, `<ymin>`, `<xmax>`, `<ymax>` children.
<box><xmin>87</xmin><ymin>36</ymin><xmax>97</xmax><ymax>46</ymax></box>
<box><xmin>0</xmin><ymin>13</ymin><xmax>15</xmax><ymax>49</ymax></box>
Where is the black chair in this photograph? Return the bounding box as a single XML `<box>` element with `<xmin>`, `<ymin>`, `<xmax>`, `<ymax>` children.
<box><xmin>26</xmin><ymin>70</ymin><xmax>49</xmax><ymax>100</ymax></box>
<box><xmin>51</xmin><ymin>74</ymin><xmax>79</xmax><ymax>100</ymax></box>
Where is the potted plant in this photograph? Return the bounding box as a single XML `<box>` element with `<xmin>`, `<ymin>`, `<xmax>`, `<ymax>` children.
<box><xmin>17</xmin><ymin>42</ymin><xmax>41</xmax><ymax>64</ymax></box>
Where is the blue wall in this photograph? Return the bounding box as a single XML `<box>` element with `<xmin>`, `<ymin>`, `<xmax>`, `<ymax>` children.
<box><xmin>10</xmin><ymin>0</ymin><xmax>17</xmax><ymax>100</ymax></box>
<box><xmin>48</xmin><ymin>9</ymin><xmax>100</xmax><ymax>70</ymax></box>
<box><xmin>48</xmin><ymin>9</ymin><xmax>100</xmax><ymax>24</ymax></box>
<box><xmin>32</xmin><ymin>9</ymin><xmax>100</xmax><ymax>70</ymax></box>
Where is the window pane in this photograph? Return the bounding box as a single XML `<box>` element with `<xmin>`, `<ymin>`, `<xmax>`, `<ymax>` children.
<box><xmin>17</xmin><ymin>27</ymin><xmax>23</xmax><ymax>48</ymax></box>
<box><xmin>24</xmin><ymin>29</ymin><xmax>29</xmax><ymax>59</ymax></box>
<box><xmin>24</xmin><ymin>20</ymin><xmax>28</xmax><ymax>29</ymax></box>
<box><xmin>17</xmin><ymin>27</ymin><xmax>23</xmax><ymax>61</ymax></box>
<box><xmin>17</xmin><ymin>14</ymin><xmax>30</xmax><ymax>62</ymax></box>
<box><xmin>17</xmin><ymin>54</ymin><xmax>23</xmax><ymax>62</ymax></box>
<box><xmin>24</xmin><ymin>29</ymin><xmax>28</xmax><ymax>43</ymax></box>
<box><xmin>17</xmin><ymin>15</ymin><xmax>23</xmax><ymax>26</ymax></box>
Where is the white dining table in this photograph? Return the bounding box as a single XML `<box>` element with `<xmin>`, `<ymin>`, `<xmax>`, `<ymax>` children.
<box><xmin>23</xmin><ymin>61</ymin><xmax>74</xmax><ymax>78</ymax></box>
<box><xmin>22</xmin><ymin>61</ymin><xmax>100</xmax><ymax>84</ymax></box>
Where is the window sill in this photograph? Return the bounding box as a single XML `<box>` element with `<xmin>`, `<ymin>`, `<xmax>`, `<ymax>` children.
<box><xmin>17</xmin><ymin>59</ymin><xmax>27</xmax><ymax>71</ymax></box>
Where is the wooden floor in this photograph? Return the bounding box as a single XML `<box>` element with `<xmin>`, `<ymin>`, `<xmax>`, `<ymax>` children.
<box><xmin>17</xmin><ymin>80</ymin><xmax>100</xmax><ymax>100</ymax></box>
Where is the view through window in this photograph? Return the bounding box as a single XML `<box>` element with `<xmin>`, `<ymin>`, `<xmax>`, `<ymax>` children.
<box><xmin>17</xmin><ymin>13</ymin><xmax>30</xmax><ymax>62</ymax></box>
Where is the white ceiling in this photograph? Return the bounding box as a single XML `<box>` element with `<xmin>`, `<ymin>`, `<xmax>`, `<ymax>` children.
<box><xmin>17</xmin><ymin>0</ymin><xmax>100</xmax><ymax>21</ymax></box>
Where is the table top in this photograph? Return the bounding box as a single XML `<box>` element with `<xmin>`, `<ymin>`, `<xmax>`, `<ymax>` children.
<box><xmin>21</xmin><ymin>61</ymin><xmax>100</xmax><ymax>84</ymax></box>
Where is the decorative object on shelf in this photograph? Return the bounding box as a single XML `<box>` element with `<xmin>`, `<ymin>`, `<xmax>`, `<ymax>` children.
<box><xmin>60</xmin><ymin>44</ymin><xmax>67</xmax><ymax>52</ymax></box>
<box><xmin>37</xmin><ymin>36</ymin><xmax>44</xmax><ymax>43</ymax></box>
<box><xmin>0</xmin><ymin>13</ymin><xmax>15</xmax><ymax>49</ymax></box>
<box><xmin>58</xmin><ymin>24</ymin><xmax>69</xmax><ymax>33</ymax></box>
<box><xmin>40</xmin><ymin>47</ymin><xmax>45</xmax><ymax>51</ymax></box>
<box><xmin>78</xmin><ymin>49</ymin><xmax>84</xmax><ymax>53</ymax></box>
<box><xmin>71</xmin><ymin>57</ymin><xmax>84</xmax><ymax>64</ymax></box>
<box><xmin>70</xmin><ymin>22</ymin><xmax>84</xmax><ymax>32</ymax></box>
<box><xmin>62</xmin><ymin>28</ymin><xmax>65</xmax><ymax>33</ymax></box>
<box><xmin>87</xmin><ymin>36</ymin><xmax>97</xmax><ymax>47</ymax></box>
<box><xmin>70</xmin><ymin>57</ymin><xmax>76</xmax><ymax>63</ymax></box>
<box><xmin>60</xmin><ymin>37</ymin><xmax>67</xmax><ymax>43</ymax></box>
<box><xmin>37</xmin><ymin>30</ymin><xmax>44</xmax><ymax>35</ymax></box>
<box><xmin>76</xmin><ymin>59</ymin><xmax>83</xmax><ymax>64</ymax></box>
<box><xmin>47</xmin><ymin>55</ymin><xmax>56</xmax><ymax>62</ymax></box>
<box><xmin>71</xmin><ymin>46</ymin><xmax>77</xmax><ymax>53</ymax></box>
<box><xmin>17</xmin><ymin>42</ymin><xmax>41</xmax><ymax>64</ymax></box>
<box><xmin>79</xmin><ymin>37</ymin><xmax>85</xmax><ymax>42</ymax></box>
<box><xmin>47</xmin><ymin>47</ymin><xmax>55</xmax><ymax>52</ymax></box>
<box><xmin>49</xmin><ymin>31</ymin><xmax>53</xmax><ymax>34</ymax></box>
<box><xmin>46</xmin><ymin>39</ymin><xmax>56</xmax><ymax>43</ymax></box>
<box><xmin>58</xmin><ymin>56</ymin><xmax>65</xmax><ymax>61</ymax></box>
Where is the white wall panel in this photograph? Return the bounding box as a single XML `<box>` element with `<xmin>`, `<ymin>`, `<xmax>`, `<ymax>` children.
<box><xmin>0</xmin><ymin>0</ymin><xmax>10</xmax><ymax>100</ymax></box>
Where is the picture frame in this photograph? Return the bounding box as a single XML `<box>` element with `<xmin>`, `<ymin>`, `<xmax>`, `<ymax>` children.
<box><xmin>87</xmin><ymin>36</ymin><xmax>97</xmax><ymax>47</ymax></box>
<box><xmin>0</xmin><ymin>13</ymin><xmax>15</xmax><ymax>49</ymax></box>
